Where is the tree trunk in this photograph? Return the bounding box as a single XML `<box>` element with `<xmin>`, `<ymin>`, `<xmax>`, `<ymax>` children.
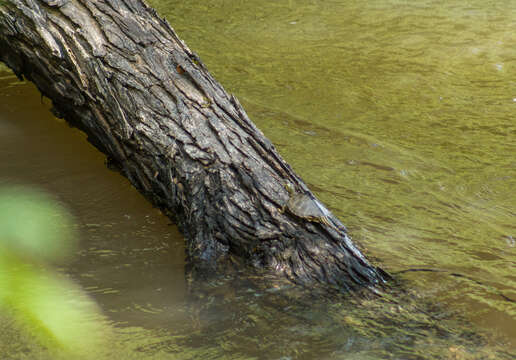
<box><xmin>0</xmin><ymin>0</ymin><xmax>388</xmax><ymax>291</ymax></box>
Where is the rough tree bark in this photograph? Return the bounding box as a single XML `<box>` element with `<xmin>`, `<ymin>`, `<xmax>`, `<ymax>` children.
<box><xmin>0</xmin><ymin>0</ymin><xmax>388</xmax><ymax>291</ymax></box>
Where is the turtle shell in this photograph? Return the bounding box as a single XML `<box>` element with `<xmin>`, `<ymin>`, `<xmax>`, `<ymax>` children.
<box><xmin>287</xmin><ymin>193</ymin><xmax>332</xmax><ymax>224</ymax></box>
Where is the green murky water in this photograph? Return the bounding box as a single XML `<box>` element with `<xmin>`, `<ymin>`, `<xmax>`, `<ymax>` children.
<box><xmin>1</xmin><ymin>0</ymin><xmax>515</xmax><ymax>358</ymax></box>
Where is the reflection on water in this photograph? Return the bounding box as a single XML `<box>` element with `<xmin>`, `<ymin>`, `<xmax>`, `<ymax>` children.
<box><xmin>1</xmin><ymin>0</ymin><xmax>515</xmax><ymax>358</ymax></box>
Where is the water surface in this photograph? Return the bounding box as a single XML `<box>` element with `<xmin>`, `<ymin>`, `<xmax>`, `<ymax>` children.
<box><xmin>153</xmin><ymin>0</ymin><xmax>516</xmax><ymax>347</ymax></box>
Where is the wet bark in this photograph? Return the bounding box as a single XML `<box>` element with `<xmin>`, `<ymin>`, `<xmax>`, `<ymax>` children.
<box><xmin>0</xmin><ymin>0</ymin><xmax>387</xmax><ymax>291</ymax></box>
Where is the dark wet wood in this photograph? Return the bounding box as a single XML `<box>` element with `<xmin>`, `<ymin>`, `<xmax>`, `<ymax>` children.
<box><xmin>0</xmin><ymin>0</ymin><xmax>387</xmax><ymax>291</ymax></box>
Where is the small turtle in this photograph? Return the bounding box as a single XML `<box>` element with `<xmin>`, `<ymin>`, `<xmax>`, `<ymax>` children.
<box><xmin>282</xmin><ymin>183</ymin><xmax>334</xmax><ymax>228</ymax></box>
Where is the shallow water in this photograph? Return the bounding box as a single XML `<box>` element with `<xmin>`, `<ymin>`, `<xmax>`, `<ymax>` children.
<box><xmin>1</xmin><ymin>0</ymin><xmax>515</xmax><ymax>358</ymax></box>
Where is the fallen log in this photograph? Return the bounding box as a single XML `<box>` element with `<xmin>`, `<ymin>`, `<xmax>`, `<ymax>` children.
<box><xmin>0</xmin><ymin>0</ymin><xmax>388</xmax><ymax>291</ymax></box>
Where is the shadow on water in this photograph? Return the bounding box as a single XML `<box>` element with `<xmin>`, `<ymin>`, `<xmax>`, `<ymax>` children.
<box><xmin>136</xmin><ymin>265</ymin><xmax>512</xmax><ymax>360</ymax></box>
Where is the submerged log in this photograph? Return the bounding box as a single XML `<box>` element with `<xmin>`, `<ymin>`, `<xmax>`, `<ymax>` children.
<box><xmin>0</xmin><ymin>0</ymin><xmax>387</xmax><ymax>291</ymax></box>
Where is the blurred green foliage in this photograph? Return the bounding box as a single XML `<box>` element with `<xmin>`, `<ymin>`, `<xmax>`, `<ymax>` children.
<box><xmin>0</xmin><ymin>186</ymin><xmax>107</xmax><ymax>356</ymax></box>
<box><xmin>0</xmin><ymin>62</ymin><xmax>9</xmax><ymax>73</ymax></box>
<box><xmin>0</xmin><ymin>187</ymin><xmax>77</xmax><ymax>262</ymax></box>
